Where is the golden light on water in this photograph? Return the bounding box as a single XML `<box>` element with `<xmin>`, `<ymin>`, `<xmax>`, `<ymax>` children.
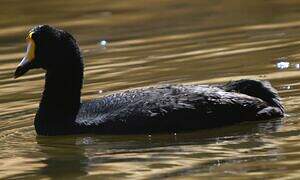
<box><xmin>1</xmin><ymin>0</ymin><xmax>300</xmax><ymax>179</ymax></box>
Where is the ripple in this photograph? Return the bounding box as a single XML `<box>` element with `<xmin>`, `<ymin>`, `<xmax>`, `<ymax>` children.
<box><xmin>1</xmin><ymin>0</ymin><xmax>300</xmax><ymax>179</ymax></box>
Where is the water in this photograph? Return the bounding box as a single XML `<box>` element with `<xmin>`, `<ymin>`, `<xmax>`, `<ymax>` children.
<box><xmin>1</xmin><ymin>0</ymin><xmax>300</xmax><ymax>179</ymax></box>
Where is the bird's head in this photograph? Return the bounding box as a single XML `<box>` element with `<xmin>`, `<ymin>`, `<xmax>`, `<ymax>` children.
<box><xmin>14</xmin><ymin>25</ymin><xmax>81</xmax><ymax>78</ymax></box>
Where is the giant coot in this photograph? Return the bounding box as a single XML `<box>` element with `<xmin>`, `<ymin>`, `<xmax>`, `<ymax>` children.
<box><xmin>14</xmin><ymin>25</ymin><xmax>284</xmax><ymax>136</ymax></box>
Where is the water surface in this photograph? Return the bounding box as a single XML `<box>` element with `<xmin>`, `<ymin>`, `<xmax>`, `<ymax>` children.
<box><xmin>1</xmin><ymin>0</ymin><xmax>300</xmax><ymax>179</ymax></box>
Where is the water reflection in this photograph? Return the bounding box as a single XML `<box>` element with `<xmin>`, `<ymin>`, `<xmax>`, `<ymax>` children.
<box><xmin>35</xmin><ymin>136</ymin><xmax>88</xmax><ymax>179</ymax></box>
<box><xmin>1</xmin><ymin>0</ymin><xmax>300</xmax><ymax>179</ymax></box>
<box><xmin>4</xmin><ymin>120</ymin><xmax>281</xmax><ymax>179</ymax></box>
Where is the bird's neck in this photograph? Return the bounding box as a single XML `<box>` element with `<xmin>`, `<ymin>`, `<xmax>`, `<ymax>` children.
<box><xmin>35</xmin><ymin>64</ymin><xmax>83</xmax><ymax>135</ymax></box>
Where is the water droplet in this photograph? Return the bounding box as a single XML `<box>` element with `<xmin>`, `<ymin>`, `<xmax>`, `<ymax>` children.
<box><xmin>281</xmin><ymin>85</ymin><xmax>291</xmax><ymax>90</ymax></box>
<box><xmin>276</xmin><ymin>61</ymin><xmax>290</xmax><ymax>69</ymax></box>
<box><xmin>99</xmin><ymin>40</ymin><xmax>108</xmax><ymax>48</ymax></box>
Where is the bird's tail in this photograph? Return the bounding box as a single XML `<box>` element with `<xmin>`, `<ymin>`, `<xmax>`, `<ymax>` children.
<box><xmin>224</xmin><ymin>79</ymin><xmax>284</xmax><ymax>114</ymax></box>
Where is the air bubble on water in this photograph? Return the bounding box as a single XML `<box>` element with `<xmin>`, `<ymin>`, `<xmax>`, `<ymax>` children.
<box><xmin>282</xmin><ymin>85</ymin><xmax>291</xmax><ymax>90</ymax></box>
<box><xmin>276</xmin><ymin>61</ymin><xmax>290</xmax><ymax>69</ymax></box>
<box><xmin>99</xmin><ymin>40</ymin><xmax>108</xmax><ymax>48</ymax></box>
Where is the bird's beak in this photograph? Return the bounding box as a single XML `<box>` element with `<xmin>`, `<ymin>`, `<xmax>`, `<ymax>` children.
<box><xmin>14</xmin><ymin>38</ymin><xmax>36</xmax><ymax>79</ymax></box>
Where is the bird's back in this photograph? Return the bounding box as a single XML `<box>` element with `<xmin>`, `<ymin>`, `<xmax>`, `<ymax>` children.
<box><xmin>75</xmin><ymin>83</ymin><xmax>283</xmax><ymax>134</ymax></box>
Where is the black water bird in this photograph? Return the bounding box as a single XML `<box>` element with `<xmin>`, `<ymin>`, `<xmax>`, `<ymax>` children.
<box><xmin>14</xmin><ymin>25</ymin><xmax>284</xmax><ymax>136</ymax></box>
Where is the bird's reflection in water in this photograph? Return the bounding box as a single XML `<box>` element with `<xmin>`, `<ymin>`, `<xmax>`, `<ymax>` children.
<box><xmin>35</xmin><ymin>136</ymin><xmax>89</xmax><ymax>179</ymax></box>
<box><xmin>34</xmin><ymin>118</ymin><xmax>283</xmax><ymax>179</ymax></box>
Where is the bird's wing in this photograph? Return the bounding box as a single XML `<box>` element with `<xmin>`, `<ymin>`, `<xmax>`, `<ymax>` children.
<box><xmin>75</xmin><ymin>85</ymin><xmax>268</xmax><ymax>128</ymax></box>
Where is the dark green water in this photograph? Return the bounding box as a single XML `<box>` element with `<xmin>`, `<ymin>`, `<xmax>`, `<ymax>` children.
<box><xmin>1</xmin><ymin>0</ymin><xmax>300</xmax><ymax>179</ymax></box>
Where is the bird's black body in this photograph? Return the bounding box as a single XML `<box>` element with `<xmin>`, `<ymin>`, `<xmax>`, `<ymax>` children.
<box><xmin>15</xmin><ymin>25</ymin><xmax>285</xmax><ymax>136</ymax></box>
<box><xmin>75</xmin><ymin>83</ymin><xmax>283</xmax><ymax>135</ymax></box>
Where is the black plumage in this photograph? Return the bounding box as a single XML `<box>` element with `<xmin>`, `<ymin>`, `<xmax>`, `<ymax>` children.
<box><xmin>14</xmin><ymin>25</ymin><xmax>284</xmax><ymax>136</ymax></box>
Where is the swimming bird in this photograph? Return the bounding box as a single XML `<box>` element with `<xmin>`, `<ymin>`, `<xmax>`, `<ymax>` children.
<box><xmin>14</xmin><ymin>25</ymin><xmax>284</xmax><ymax>136</ymax></box>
